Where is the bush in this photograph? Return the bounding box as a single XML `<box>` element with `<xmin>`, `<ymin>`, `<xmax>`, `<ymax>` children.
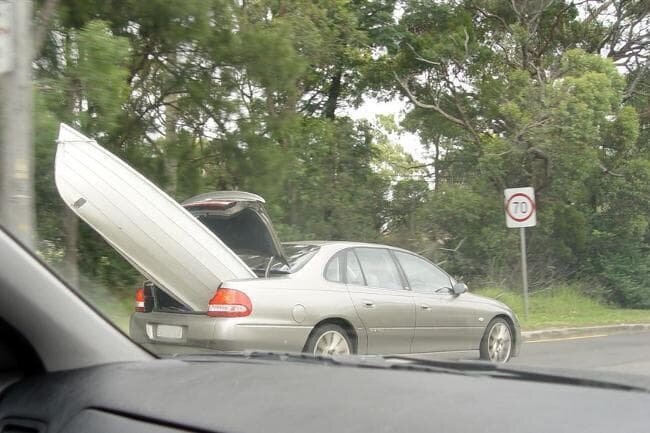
<box><xmin>598</xmin><ymin>253</ymin><xmax>650</xmax><ymax>309</ymax></box>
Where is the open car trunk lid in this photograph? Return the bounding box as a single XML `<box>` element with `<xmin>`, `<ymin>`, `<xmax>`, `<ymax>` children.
<box><xmin>182</xmin><ymin>191</ymin><xmax>286</xmax><ymax>263</ymax></box>
<box><xmin>54</xmin><ymin>124</ymin><xmax>256</xmax><ymax>311</ymax></box>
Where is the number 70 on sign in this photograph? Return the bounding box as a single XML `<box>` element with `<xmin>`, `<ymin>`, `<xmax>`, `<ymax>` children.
<box><xmin>504</xmin><ymin>187</ymin><xmax>536</xmax><ymax>228</ymax></box>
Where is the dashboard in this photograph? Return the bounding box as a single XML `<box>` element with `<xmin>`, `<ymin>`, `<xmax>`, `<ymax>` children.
<box><xmin>1</xmin><ymin>356</ymin><xmax>650</xmax><ymax>433</ymax></box>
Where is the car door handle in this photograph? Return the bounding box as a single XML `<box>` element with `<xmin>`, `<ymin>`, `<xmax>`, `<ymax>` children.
<box><xmin>420</xmin><ymin>304</ymin><xmax>432</xmax><ymax>311</ymax></box>
<box><xmin>362</xmin><ymin>300</ymin><xmax>375</xmax><ymax>308</ymax></box>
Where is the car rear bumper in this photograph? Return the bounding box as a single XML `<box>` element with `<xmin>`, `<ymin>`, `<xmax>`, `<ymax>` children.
<box><xmin>129</xmin><ymin>312</ymin><xmax>313</xmax><ymax>354</ymax></box>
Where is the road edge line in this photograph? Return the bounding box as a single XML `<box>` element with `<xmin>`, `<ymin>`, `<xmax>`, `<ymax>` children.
<box><xmin>521</xmin><ymin>323</ymin><xmax>650</xmax><ymax>342</ymax></box>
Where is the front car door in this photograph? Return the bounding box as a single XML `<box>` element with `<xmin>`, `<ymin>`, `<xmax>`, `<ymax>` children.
<box><xmin>393</xmin><ymin>251</ymin><xmax>484</xmax><ymax>353</ymax></box>
<box><xmin>345</xmin><ymin>248</ymin><xmax>415</xmax><ymax>354</ymax></box>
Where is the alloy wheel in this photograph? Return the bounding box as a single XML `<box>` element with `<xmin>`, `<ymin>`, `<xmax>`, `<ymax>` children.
<box><xmin>313</xmin><ymin>330</ymin><xmax>351</xmax><ymax>356</ymax></box>
<box><xmin>488</xmin><ymin>322</ymin><xmax>512</xmax><ymax>363</ymax></box>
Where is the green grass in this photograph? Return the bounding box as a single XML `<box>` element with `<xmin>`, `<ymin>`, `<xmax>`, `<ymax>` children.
<box><xmin>475</xmin><ymin>285</ymin><xmax>650</xmax><ymax>331</ymax></box>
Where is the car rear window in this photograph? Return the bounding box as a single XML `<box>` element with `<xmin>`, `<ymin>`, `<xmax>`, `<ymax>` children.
<box><xmin>240</xmin><ymin>244</ymin><xmax>320</xmax><ymax>275</ymax></box>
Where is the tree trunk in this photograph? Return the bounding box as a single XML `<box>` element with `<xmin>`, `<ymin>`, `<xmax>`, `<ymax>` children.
<box><xmin>62</xmin><ymin>205</ymin><xmax>79</xmax><ymax>288</ymax></box>
<box><xmin>163</xmin><ymin>150</ymin><xmax>179</xmax><ymax>197</ymax></box>
<box><xmin>433</xmin><ymin>137</ymin><xmax>440</xmax><ymax>190</ymax></box>
<box><xmin>323</xmin><ymin>70</ymin><xmax>342</xmax><ymax>120</ymax></box>
<box><xmin>164</xmin><ymin>96</ymin><xmax>179</xmax><ymax>195</ymax></box>
<box><xmin>33</xmin><ymin>0</ymin><xmax>59</xmax><ymax>57</ymax></box>
<box><xmin>60</xmin><ymin>30</ymin><xmax>79</xmax><ymax>285</ymax></box>
<box><xmin>287</xmin><ymin>179</ymin><xmax>298</xmax><ymax>226</ymax></box>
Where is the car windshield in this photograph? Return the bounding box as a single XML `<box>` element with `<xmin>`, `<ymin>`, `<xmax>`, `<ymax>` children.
<box><xmin>1</xmin><ymin>0</ymin><xmax>649</xmax><ymax>382</ymax></box>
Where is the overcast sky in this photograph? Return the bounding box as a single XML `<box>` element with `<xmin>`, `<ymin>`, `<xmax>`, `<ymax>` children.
<box><xmin>347</xmin><ymin>97</ymin><xmax>427</xmax><ymax>161</ymax></box>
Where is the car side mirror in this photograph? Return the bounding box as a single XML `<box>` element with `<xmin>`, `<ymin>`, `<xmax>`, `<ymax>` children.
<box><xmin>452</xmin><ymin>282</ymin><xmax>468</xmax><ymax>295</ymax></box>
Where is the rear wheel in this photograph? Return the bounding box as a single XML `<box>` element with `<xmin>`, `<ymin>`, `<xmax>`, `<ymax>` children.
<box><xmin>305</xmin><ymin>324</ymin><xmax>353</xmax><ymax>356</ymax></box>
<box><xmin>479</xmin><ymin>318</ymin><xmax>513</xmax><ymax>363</ymax></box>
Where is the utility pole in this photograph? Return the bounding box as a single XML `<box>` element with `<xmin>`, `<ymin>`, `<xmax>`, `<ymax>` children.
<box><xmin>0</xmin><ymin>0</ymin><xmax>35</xmax><ymax>248</ymax></box>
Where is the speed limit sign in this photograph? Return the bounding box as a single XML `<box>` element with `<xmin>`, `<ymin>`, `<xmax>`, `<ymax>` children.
<box><xmin>504</xmin><ymin>187</ymin><xmax>536</xmax><ymax>228</ymax></box>
<box><xmin>504</xmin><ymin>186</ymin><xmax>536</xmax><ymax>319</ymax></box>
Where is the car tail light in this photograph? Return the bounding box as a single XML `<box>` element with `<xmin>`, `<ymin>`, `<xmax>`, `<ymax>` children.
<box><xmin>135</xmin><ymin>284</ymin><xmax>154</xmax><ymax>312</ymax></box>
<box><xmin>135</xmin><ymin>287</ymin><xmax>146</xmax><ymax>312</ymax></box>
<box><xmin>207</xmin><ymin>288</ymin><xmax>252</xmax><ymax>317</ymax></box>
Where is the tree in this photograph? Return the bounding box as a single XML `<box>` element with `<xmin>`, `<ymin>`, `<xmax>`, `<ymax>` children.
<box><xmin>383</xmin><ymin>0</ymin><xmax>647</xmax><ymax>302</ymax></box>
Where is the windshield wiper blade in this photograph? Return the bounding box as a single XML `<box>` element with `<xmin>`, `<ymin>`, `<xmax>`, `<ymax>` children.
<box><xmin>176</xmin><ymin>350</ymin><xmax>648</xmax><ymax>393</ymax></box>
<box><xmin>176</xmin><ymin>350</ymin><xmax>352</xmax><ymax>366</ymax></box>
<box><xmin>382</xmin><ymin>356</ymin><xmax>649</xmax><ymax>393</ymax></box>
<box><xmin>182</xmin><ymin>351</ymin><xmax>492</xmax><ymax>377</ymax></box>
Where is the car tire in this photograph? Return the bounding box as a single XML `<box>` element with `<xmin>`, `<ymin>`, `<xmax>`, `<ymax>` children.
<box><xmin>305</xmin><ymin>324</ymin><xmax>354</xmax><ymax>356</ymax></box>
<box><xmin>479</xmin><ymin>317</ymin><xmax>513</xmax><ymax>363</ymax></box>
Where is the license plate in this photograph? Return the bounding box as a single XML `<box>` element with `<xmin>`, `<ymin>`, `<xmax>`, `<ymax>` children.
<box><xmin>156</xmin><ymin>324</ymin><xmax>184</xmax><ymax>339</ymax></box>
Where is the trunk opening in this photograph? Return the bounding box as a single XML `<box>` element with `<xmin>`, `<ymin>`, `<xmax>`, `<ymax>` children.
<box><xmin>147</xmin><ymin>244</ymin><xmax>321</xmax><ymax>313</ymax></box>
<box><xmin>194</xmin><ymin>209</ymin><xmax>278</xmax><ymax>258</ymax></box>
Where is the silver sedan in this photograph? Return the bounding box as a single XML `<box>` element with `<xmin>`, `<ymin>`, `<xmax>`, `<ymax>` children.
<box><xmin>130</xmin><ymin>240</ymin><xmax>521</xmax><ymax>362</ymax></box>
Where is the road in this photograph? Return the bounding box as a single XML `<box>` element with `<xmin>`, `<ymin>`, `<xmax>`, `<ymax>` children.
<box><xmin>512</xmin><ymin>330</ymin><xmax>650</xmax><ymax>375</ymax></box>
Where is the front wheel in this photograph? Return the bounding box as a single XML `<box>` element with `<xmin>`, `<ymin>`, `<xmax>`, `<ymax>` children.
<box><xmin>479</xmin><ymin>318</ymin><xmax>513</xmax><ymax>363</ymax></box>
<box><xmin>305</xmin><ymin>324</ymin><xmax>353</xmax><ymax>356</ymax></box>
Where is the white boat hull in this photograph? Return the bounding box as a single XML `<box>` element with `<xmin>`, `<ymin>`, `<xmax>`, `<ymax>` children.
<box><xmin>55</xmin><ymin>123</ymin><xmax>256</xmax><ymax>311</ymax></box>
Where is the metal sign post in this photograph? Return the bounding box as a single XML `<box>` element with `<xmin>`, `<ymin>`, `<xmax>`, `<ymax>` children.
<box><xmin>504</xmin><ymin>187</ymin><xmax>537</xmax><ymax>319</ymax></box>
<box><xmin>519</xmin><ymin>226</ymin><xmax>529</xmax><ymax>318</ymax></box>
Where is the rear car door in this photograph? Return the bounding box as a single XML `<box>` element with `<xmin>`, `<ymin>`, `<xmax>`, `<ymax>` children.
<box><xmin>345</xmin><ymin>248</ymin><xmax>415</xmax><ymax>354</ymax></box>
<box><xmin>394</xmin><ymin>251</ymin><xmax>484</xmax><ymax>353</ymax></box>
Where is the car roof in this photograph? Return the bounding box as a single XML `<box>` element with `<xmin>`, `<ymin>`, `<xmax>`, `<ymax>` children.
<box><xmin>282</xmin><ymin>240</ymin><xmax>408</xmax><ymax>251</ymax></box>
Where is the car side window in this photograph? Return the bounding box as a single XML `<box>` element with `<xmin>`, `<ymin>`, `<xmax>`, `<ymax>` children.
<box><xmin>324</xmin><ymin>253</ymin><xmax>343</xmax><ymax>283</ymax></box>
<box><xmin>394</xmin><ymin>251</ymin><xmax>452</xmax><ymax>294</ymax></box>
<box><xmin>354</xmin><ymin>248</ymin><xmax>404</xmax><ymax>290</ymax></box>
<box><xmin>345</xmin><ymin>250</ymin><xmax>365</xmax><ymax>285</ymax></box>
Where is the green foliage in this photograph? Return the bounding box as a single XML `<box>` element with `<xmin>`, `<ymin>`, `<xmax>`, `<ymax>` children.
<box><xmin>387</xmin><ymin>1</ymin><xmax>649</xmax><ymax>306</ymax></box>
<box><xmin>33</xmin><ymin>94</ymin><xmax>63</xmax><ymax>247</ymax></box>
<box><xmin>76</xmin><ymin>21</ymin><xmax>131</xmax><ymax>132</ymax></box>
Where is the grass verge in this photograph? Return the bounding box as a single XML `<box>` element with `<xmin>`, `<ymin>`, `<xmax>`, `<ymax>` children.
<box><xmin>475</xmin><ymin>285</ymin><xmax>650</xmax><ymax>331</ymax></box>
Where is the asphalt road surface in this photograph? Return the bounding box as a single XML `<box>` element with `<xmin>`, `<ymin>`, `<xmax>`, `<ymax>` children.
<box><xmin>512</xmin><ymin>330</ymin><xmax>650</xmax><ymax>376</ymax></box>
